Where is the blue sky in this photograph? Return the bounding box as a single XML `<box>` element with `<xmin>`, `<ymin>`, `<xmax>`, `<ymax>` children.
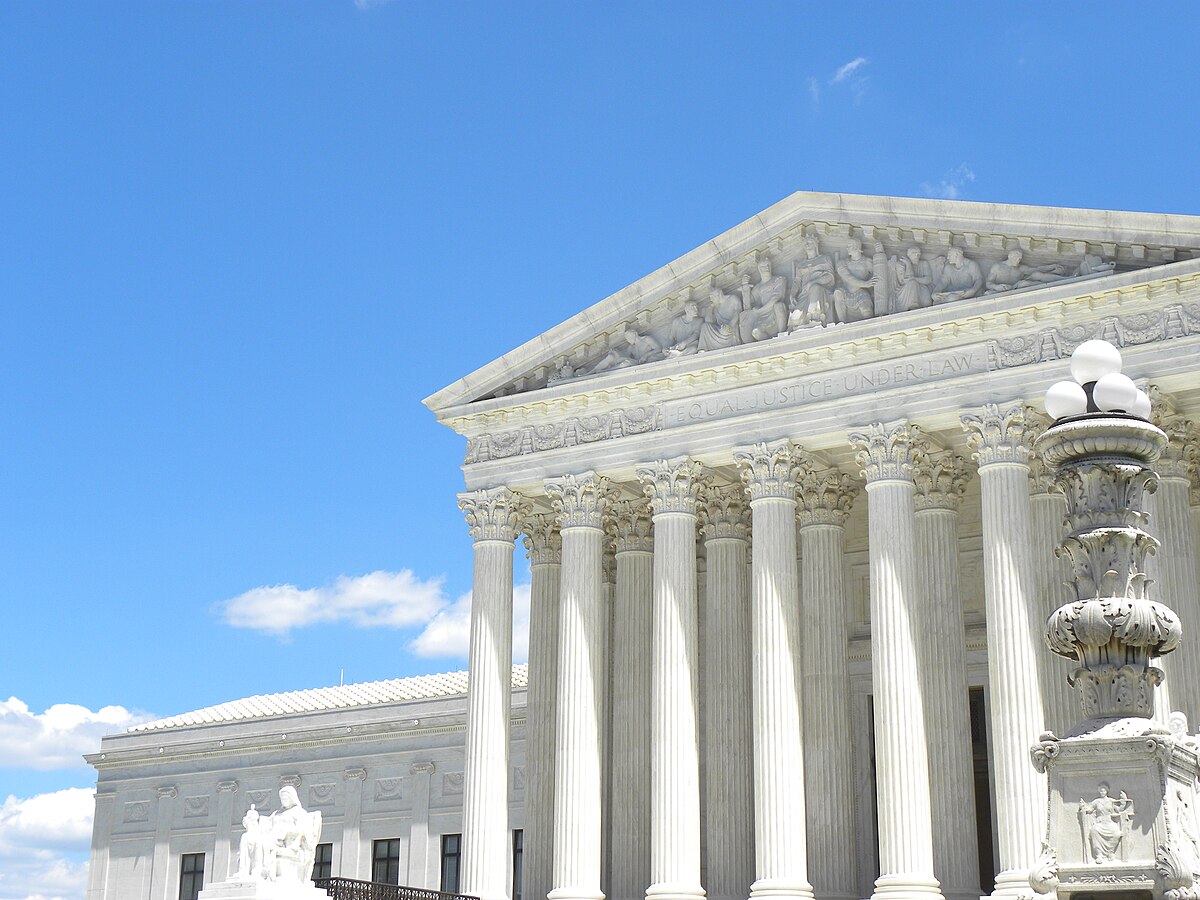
<box><xmin>1</xmin><ymin>2</ymin><xmax>1199</xmax><ymax>897</ymax></box>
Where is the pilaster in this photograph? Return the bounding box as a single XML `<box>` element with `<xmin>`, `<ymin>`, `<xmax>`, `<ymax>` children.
<box><xmin>86</xmin><ymin>791</ymin><xmax>116</xmax><ymax>900</ymax></box>
<box><xmin>151</xmin><ymin>785</ymin><xmax>177</xmax><ymax>900</ymax></box>
<box><xmin>342</xmin><ymin>767</ymin><xmax>367</xmax><ymax>879</ymax></box>
<box><xmin>408</xmin><ymin>762</ymin><xmax>436</xmax><ymax>889</ymax></box>
<box><xmin>212</xmin><ymin>780</ymin><xmax>239</xmax><ymax>881</ymax></box>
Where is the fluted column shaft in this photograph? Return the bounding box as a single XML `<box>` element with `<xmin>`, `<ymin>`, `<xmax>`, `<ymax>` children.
<box><xmin>638</xmin><ymin>458</ymin><xmax>705</xmax><ymax>900</ymax></box>
<box><xmin>794</xmin><ymin>464</ymin><xmax>857</xmax><ymax>900</ymax></box>
<box><xmin>912</xmin><ymin>453</ymin><xmax>979</xmax><ymax>900</ymax></box>
<box><xmin>610</xmin><ymin>502</ymin><xmax>654</xmax><ymax>900</ymax></box>
<box><xmin>546</xmin><ymin>474</ymin><xmax>610</xmax><ymax>900</ymax></box>
<box><xmin>459</xmin><ymin>487</ymin><xmax>527</xmax><ymax>900</ymax></box>
<box><xmin>847</xmin><ymin>423</ymin><xmax>941</xmax><ymax>900</ymax></box>
<box><xmin>1028</xmin><ymin>458</ymin><xmax>1074</xmax><ymax>737</ymax></box>
<box><xmin>524</xmin><ymin>516</ymin><xmax>563</xmax><ymax>900</ymax></box>
<box><xmin>733</xmin><ymin>441</ymin><xmax>815</xmax><ymax>900</ymax></box>
<box><xmin>700</xmin><ymin>484</ymin><xmax>754</xmax><ymax>900</ymax></box>
<box><xmin>961</xmin><ymin>404</ymin><xmax>1044</xmax><ymax>899</ymax></box>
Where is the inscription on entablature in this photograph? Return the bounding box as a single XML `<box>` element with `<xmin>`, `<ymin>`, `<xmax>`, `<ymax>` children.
<box><xmin>663</xmin><ymin>347</ymin><xmax>985</xmax><ymax>426</ymax></box>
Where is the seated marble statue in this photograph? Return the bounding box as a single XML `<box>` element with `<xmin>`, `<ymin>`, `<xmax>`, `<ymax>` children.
<box><xmin>235</xmin><ymin>804</ymin><xmax>264</xmax><ymax>879</ymax></box>
<box><xmin>985</xmin><ymin>249</ymin><xmax>1067</xmax><ymax>293</ymax></box>
<box><xmin>833</xmin><ymin>238</ymin><xmax>877</xmax><ymax>323</ymax></box>
<box><xmin>789</xmin><ymin>236</ymin><xmax>836</xmax><ymax>328</ymax></box>
<box><xmin>737</xmin><ymin>257</ymin><xmax>789</xmax><ymax>342</ymax></box>
<box><xmin>892</xmin><ymin>246</ymin><xmax>933</xmax><ymax>311</ymax></box>
<box><xmin>699</xmin><ymin>284</ymin><xmax>742</xmax><ymax>352</ymax></box>
<box><xmin>931</xmin><ymin>247</ymin><xmax>983</xmax><ymax>304</ymax></box>
<box><xmin>261</xmin><ymin>786</ymin><xmax>323</xmax><ymax>884</ymax></box>
<box><xmin>587</xmin><ymin>326</ymin><xmax>663</xmax><ymax>374</ymax></box>
<box><xmin>1077</xmin><ymin>253</ymin><xmax>1116</xmax><ymax>277</ymax></box>
<box><xmin>662</xmin><ymin>300</ymin><xmax>703</xmax><ymax>357</ymax></box>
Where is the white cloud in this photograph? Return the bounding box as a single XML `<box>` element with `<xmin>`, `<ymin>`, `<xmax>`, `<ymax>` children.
<box><xmin>0</xmin><ymin>699</ymin><xmax>149</xmax><ymax>771</ymax></box>
<box><xmin>0</xmin><ymin>788</ymin><xmax>92</xmax><ymax>900</ymax></box>
<box><xmin>218</xmin><ymin>570</ymin><xmax>448</xmax><ymax>639</ymax></box>
<box><xmin>409</xmin><ymin>583</ymin><xmax>532</xmax><ymax>663</ymax></box>
<box><xmin>921</xmin><ymin>163</ymin><xmax>977</xmax><ymax>200</ymax></box>
<box><xmin>831</xmin><ymin>56</ymin><xmax>868</xmax><ymax>83</ymax></box>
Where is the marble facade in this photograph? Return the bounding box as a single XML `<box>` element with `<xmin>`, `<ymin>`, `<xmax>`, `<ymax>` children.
<box><xmin>425</xmin><ymin>193</ymin><xmax>1200</xmax><ymax>900</ymax></box>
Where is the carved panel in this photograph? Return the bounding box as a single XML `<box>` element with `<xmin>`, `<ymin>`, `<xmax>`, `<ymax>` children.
<box><xmin>375</xmin><ymin>777</ymin><xmax>405</xmax><ymax>802</ymax></box>
<box><xmin>123</xmin><ymin>800</ymin><xmax>149</xmax><ymax>823</ymax></box>
<box><xmin>308</xmin><ymin>783</ymin><xmax>337</xmax><ymax>808</ymax></box>
<box><xmin>182</xmin><ymin>796</ymin><xmax>209</xmax><ymax>819</ymax></box>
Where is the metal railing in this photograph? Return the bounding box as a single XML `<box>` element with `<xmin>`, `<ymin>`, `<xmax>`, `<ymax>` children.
<box><xmin>313</xmin><ymin>877</ymin><xmax>478</xmax><ymax>900</ymax></box>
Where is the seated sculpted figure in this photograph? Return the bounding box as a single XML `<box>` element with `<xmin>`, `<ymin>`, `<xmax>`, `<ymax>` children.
<box><xmin>235</xmin><ymin>804</ymin><xmax>264</xmax><ymax>878</ymax></box>
<box><xmin>587</xmin><ymin>325</ymin><xmax>663</xmax><ymax>374</ymax></box>
<box><xmin>262</xmin><ymin>786</ymin><xmax>323</xmax><ymax>883</ymax></box>
<box><xmin>932</xmin><ymin>246</ymin><xmax>983</xmax><ymax>304</ymax></box>
<box><xmin>892</xmin><ymin>246</ymin><xmax>933</xmax><ymax>311</ymax></box>
<box><xmin>985</xmin><ymin>249</ymin><xmax>1066</xmax><ymax>293</ymax></box>
<box><xmin>737</xmin><ymin>257</ymin><xmax>789</xmax><ymax>342</ymax></box>
<box><xmin>699</xmin><ymin>284</ymin><xmax>742</xmax><ymax>352</ymax></box>
<box><xmin>789</xmin><ymin>235</ymin><xmax>836</xmax><ymax>328</ymax></box>
<box><xmin>1077</xmin><ymin>253</ymin><xmax>1116</xmax><ymax>277</ymax></box>
<box><xmin>833</xmin><ymin>238</ymin><xmax>877</xmax><ymax>323</ymax></box>
<box><xmin>662</xmin><ymin>300</ymin><xmax>703</xmax><ymax>357</ymax></box>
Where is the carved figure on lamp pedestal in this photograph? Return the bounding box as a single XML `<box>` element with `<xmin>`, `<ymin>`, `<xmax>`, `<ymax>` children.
<box><xmin>932</xmin><ymin>246</ymin><xmax>984</xmax><ymax>304</ymax></box>
<box><xmin>1078</xmin><ymin>785</ymin><xmax>1134</xmax><ymax>864</ymax></box>
<box><xmin>891</xmin><ymin>245</ymin><xmax>934</xmax><ymax>311</ymax></box>
<box><xmin>587</xmin><ymin>325</ymin><xmax>663</xmax><ymax>375</ymax></box>
<box><xmin>789</xmin><ymin>235</ymin><xmax>836</xmax><ymax>329</ymax></box>
<box><xmin>986</xmin><ymin>249</ymin><xmax>1068</xmax><ymax>294</ymax></box>
<box><xmin>737</xmin><ymin>256</ymin><xmax>789</xmax><ymax>342</ymax></box>
<box><xmin>700</xmin><ymin>283</ymin><xmax>743</xmax><ymax>351</ymax></box>
<box><xmin>663</xmin><ymin>300</ymin><xmax>703</xmax><ymax>357</ymax></box>
<box><xmin>833</xmin><ymin>238</ymin><xmax>877</xmax><ymax>323</ymax></box>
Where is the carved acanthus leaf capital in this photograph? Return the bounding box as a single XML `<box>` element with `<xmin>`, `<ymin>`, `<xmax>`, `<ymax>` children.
<box><xmin>847</xmin><ymin>421</ymin><xmax>920</xmax><ymax>484</ymax></box>
<box><xmin>522</xmin><ymin>513</ymin><xmax>562</xmax><ymax>566</ymax></box>
<box><xmin>961</xmin><ymin>401</ymin><xmax>1036</xmax><ymax>467</ymax></box>
<box><xmin>636</xmin><ymin>457</ymin><xmax>704</xmax><ymax>516</ymax></box>
<box><xmin>733</xmin><ymin>439</ymin><xmax>800</xmax><ymax>502</ymax></box>
<box><xmin>1153</xmin><ymin>415</ymin><xmax>1196</xmax><ymax>481</ymax></box>
<box><xmin>458</xmin><ymin>487</ymin><xmax>529</xmax><ymax>543</ymax></box>
<box><xmin>913</xmin><ymin>450</ymin><xmax>970</xmax><ymax>511</ymax></box>
<box><xmin>609</xmin><ymin>498</ymin><xmax>654</xmax><ymax>553</ymax></box>
<box><xmin>544</xmin><ymin>472</ymin><xmax>613</xmax><ymax>530</ymax></box>
<box><xmin>698</xmin><ymin>480</ymin><xmax>750</xmax><ymax>540</ymax></box>
<box><xmin>794</xmin><ymin>462</ymin><xmax>858</xmax><ymax>527</ymax></box>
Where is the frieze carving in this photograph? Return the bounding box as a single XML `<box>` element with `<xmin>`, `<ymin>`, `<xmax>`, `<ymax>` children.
<box><xmin>458</xmin><ymin>486</ymin><xmax>529</xmax><ymax>543</ymax></box>
<box><xmin>794</xmin><ymin>461</ymin><xmax>858</xmax><ymax>527</ymax></box>
<box><xmin>733</xmin><ymin>440</ymin><xmax>801</xmax><ymax>502</ymax></box>
<box><xmin>465</xmin><ymin>405</ymin><xmax>661</xmax><ymax>464</ymax></box>
<box><xmin>698</xmin><ymin>481</ymin><xmax>750</xmax><ymax>541</ymax></box>
<box><xmin>522</xmin><ymin>514</ymin><xmax>562</xmax><ymax>566</ymax></box>
<box><xmin>307</xmin><ymin>783</ymin><xmax>337</xmax><ymax>807</ymax></box>
<box><xmin>637</xmin><ymin>457</ymin><xmax>704</xmax><ymax>516</ymax></box>
<box><xmin>848</xmin><ymin>421</ymin><xmax>921</xmax><ymax>484</ymax></box>
<box><xmin>545</xmin><ymin>472</ymin><xmax>612</xmax><ymax>530</ymax></box>
<box><xmin>912</xmin><ymin>449</ymin><xmax>969</xmax><ymax>512</ymax></box>
<box><xmin>247</xmin><ymin>789</ymin><xmax>272</xmax><ymax>807</ymax></box>
<box><xmin>962</xmin><ymin>402</ymin><xmax>1036</xmax><ymax>467</ymax></box>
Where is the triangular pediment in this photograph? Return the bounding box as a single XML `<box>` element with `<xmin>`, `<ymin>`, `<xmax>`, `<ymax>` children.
<box><xmin>424</xmin><ymin>191</ymin><xmax>1200</xmax><ymax>415</ymax></box>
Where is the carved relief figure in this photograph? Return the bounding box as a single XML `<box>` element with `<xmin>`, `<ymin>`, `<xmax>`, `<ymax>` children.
<box><xmin>789</xmin><ymin>235</ymin><xmax>836</xmax><ymax>328</ymax></box>
<box><xmin>833</xmin><ymin>238</ymin><xmax>877</xmax><ymax>322</ymax></box>
<box><xmin>1078</xmin><ymin>785</ymin><xmax>1133</xmax><ymax>864</ymax></box>
<box><xmin>587</xmin><ymin>325</ymin><xmax>663</xmax><ymax>374</ymax></box>
<box><xmin>700</xmin><ymin>284</ymin><xmax>743</xmax><ymax>351</ymax></box>
<box><xmin>1077</xmin><ymin>253</ymin><xmax>1116</xmax><ymax>277</ymax></box>
<box><xmin>235</xmin><ymin>804</ymin><xmax>263</xmax><ymax>878</ymax></box>
<box><xmin>737</xmin><ymin>257</ymin><xmax>789</xmax><ymax>342</ymax></box>
<box><xmin>663</xmin><ymin>300</ymin><xmax>703</xmax><ymax>357</ymax></box>
<box><xmin>931</xmin><ymin>246</ymin><xmax>984</xmax><ymax>303</ymax></box>
<box><xmin>892</xmin><ymin>246</ymin><xmax>933</xmax><ymax>311</ymax></box>
<box><xmin>985</xmin><ymin>249</ymin><xmax>1067</xmax><ymax>293</ymax></box>
<box><xmin>262</xmin><ymin>785</ymin><xmax>323</xmax><ymax>883</ymax></box>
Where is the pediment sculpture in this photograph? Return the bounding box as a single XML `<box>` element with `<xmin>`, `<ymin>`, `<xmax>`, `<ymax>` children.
<box><xmin>541</xmin><ymin>233</ymin><xmax>1121</xmax><ymax>392</ymax></box>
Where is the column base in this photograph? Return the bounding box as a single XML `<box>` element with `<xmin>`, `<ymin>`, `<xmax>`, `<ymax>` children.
<box><xmin>870</xmin><ymin>873</ymin><xmax>944</xmax><ymax>900</ymax></box>
<box><xmin>941</xmin><ymin>887</ymin><xmax>984</xmax><ymax>900</ymax></box>
<box><xmin>749</xmin><ymin>877</ymin><xmax>815</xmax><ymax>900</ymax></box>
<box><xmin>550</xmin><ymin>886</ymin><xmax>606</xmax><ymax>900</ymax></box>
<box><xmin>984</xmin><ymin>870</ymin><xmax>1030</xmax><ymax>900</ymax></box>
<box><xmin>647</xmin><ymin>882</ymin><xmax>706</xmax><ymax>900</ymax></box>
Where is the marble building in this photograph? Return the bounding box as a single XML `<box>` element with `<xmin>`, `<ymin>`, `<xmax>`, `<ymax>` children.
<box><xmin>422</xmin><ymin>192</ymin><xmax>1200</xmax><ymax>900</ymax></box>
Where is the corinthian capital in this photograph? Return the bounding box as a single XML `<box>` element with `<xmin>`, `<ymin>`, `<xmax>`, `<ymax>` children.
<box><xmin>795</xmin><ymin>462</ymin><xmax>858</xmax><ymax>527</ymax></box>
<box><xmin>733</xmin><ymin>439</ymin><xmax>800</xmax><ymax>502</ymax></box>
<box><xmin>522</xmin><ymin>513</ymin><xmax>562</xmax><ymax>566</ymax></box>
<box><xmin>544</xmin><ymin>472</ymin><xmax>611</xmax><ymax>530</ymax></box>
<box><xmin>610</xmin><ymin>498</ymin><xmax>654</xmax><ymax>553</ymax></box>
<box><xmin>960</xmin><ymin>401</ymin><xmax>1035</xmax><ymax>467</ymax></box>
<box><xmin>637</xmin><ymin>457</ymin><xmax>704</xmax><ymax>516</ymax></box>
<box><xmin>1148</xmin><ymin>386</ymin><xmax>1196</xmax><ymax>480</ymax></box>
<box><xmin>847</xmin><ymin>421</ymin><xmax>920</xmax><ymax>484</ymax></box>
<box><xmin>458</xmin><ymin>486</ymin><xmax>528</xmax><ymax>543</ymax></box>
<box><xmin>698</xmin><ymin>481</ymin><xmax>750</xmax><ymax>541</ymax></box>
<box><xmin>913</xmin><ymin>450</ymin><xmax>970</xmax><ymax>512</ymax></box>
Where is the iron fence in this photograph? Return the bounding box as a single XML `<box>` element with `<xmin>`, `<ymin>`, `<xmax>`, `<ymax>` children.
<box><xmin>313</xmin><ymin>877</ymin><xmax>478</xmax><ymax>900</ymax></box>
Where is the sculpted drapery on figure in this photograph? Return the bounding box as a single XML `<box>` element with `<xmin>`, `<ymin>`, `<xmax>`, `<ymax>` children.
<box><xmin>833</xmin><ymin>238</ymin><xmax>878</xmax><ymax>323</ymax></box>
<box><xmin>985</xmin><ymin>249</ymin><xmax>1067</xmax><ymax>294</ymax></box>
<box><xmin>700</xmin><ymin>283</ymin><xmax>743</xmax><ymax>351</ymax></box>
<box><xmin>932</xmin><ymin>246</ymin><xmax>984</xmax><ymax>304</ymax></box>
<box><xmin>663</xmin><ymin>299</ymin><xmax>704</xmax><ymax>357</ymax></box>
<box><xmin>1077</xmin><ymin>785</ymin><xmax>1134</xmax><ymax>864</ymax></box>
<box><xmin>789</xmin><ymin>235</ymin><xmax>837</xmax><ymax>328</ymax></box>
<box><xmin>892</xmin><ymin>246</ymin><xmax>934</xmax><ymax>311</ymax></box>
<box><xmin>235</xmin><ymin>787</ymin><xmax>323</xmax><ymax>884</ymax></box>
<box><xmin>738</xmin><ymin>256</ymin><xmax>790</xmax><ymax>342</ymax></box>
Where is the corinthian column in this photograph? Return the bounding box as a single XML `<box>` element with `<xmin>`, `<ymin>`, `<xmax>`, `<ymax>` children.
<box><xmin>459</xmin><ymin>487</ymin><xmax>528</xmax><ymax>900</ymax></box>
<box><xmin>636</xmin><ymin>458</ymin><xmax>706</xmax><ymax>900</ymax></box>
<box><xmin>698</xmin><ymin>482</ymin><xmax>754</xmax><ymax>900</ymax></box>
<box><xmin>846</xmin><ymin>422</ymin><xmax>941</xmax><ymax>900</ymax></box>
<box><xmin>523</xmin><ymin>515</ymin><xmax>563</xmax><ymax>900</ymax></box>
<box><xmin>911</xmin><ymin>450</ymin><xmax>980</xmax><ymax>900</ymax></box>
<box><xmin>732</xmin><ymin>441</ymin><xmax>815</xmax><ymax>900</ymax></box>
<box><xmin>610</xmin><ymin>499</ymin><xmax>654</xmax><ymax>900</ymax></box>
<box><xmin>1148</xmin><ymin>387</ymin><xmax>1200</xmax><ymax>726</ymax></box>
<box><xmin>545</xmin><ymin>473</ymin><xmax>610</xmax><ymax>900</ymax></box>
<box><xmin>793</xmin><ymin>461</ymin><xmax>858</xmax><ymax>900</ymax></box>
<box><xmin>960</xmin><ymin>403</ymin><xmax>1044</xmax><ymax>899</ymax></box>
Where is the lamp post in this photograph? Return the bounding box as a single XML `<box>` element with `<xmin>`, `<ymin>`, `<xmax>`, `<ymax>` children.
<box><xmin>1028</xmin><ymin>340</ymin><xmax>1199</xmax><ymax>896</ymax></box>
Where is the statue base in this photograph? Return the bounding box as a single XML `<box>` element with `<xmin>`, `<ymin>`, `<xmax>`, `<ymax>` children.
<box><xmin>1030</xmin><ymin>718</ymin><xmax>1200</xmax><ymax>897</ymax></box>
<box><xmin>197</xmin><ymin>878</ymin><xmax>330</xmax><ymax>899</ymax></box>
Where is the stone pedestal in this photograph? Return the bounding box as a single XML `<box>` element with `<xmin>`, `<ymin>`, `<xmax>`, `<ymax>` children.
<box><xmin>198</xmin><ymin>879</ymin><xmax>329</xmax><ymax>899</ymax></box>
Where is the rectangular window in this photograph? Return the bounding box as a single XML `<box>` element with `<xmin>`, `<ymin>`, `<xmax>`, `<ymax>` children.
<box><xmin>512</xmin><ymin>830</ymin><xmax>523</xmax><ymax>900</ymax></box>
<box><xmin>441</xmin><ymin>833</ymin><xmax>462</xmax><ymax>894</ymax></box>
<box><xmin>313</xmin><ymin>842</ymin><xmax>333</xmax><ymax>881</ymax></box>
<box><xmin>179</xmin><ymin>853</ymin><xmax>205</xmax><ymax>900</ymax></box>
<box><xmin>372</xmin><ymin>838</ymin><xmax>402</xmax><ymax>885</ymax></box>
